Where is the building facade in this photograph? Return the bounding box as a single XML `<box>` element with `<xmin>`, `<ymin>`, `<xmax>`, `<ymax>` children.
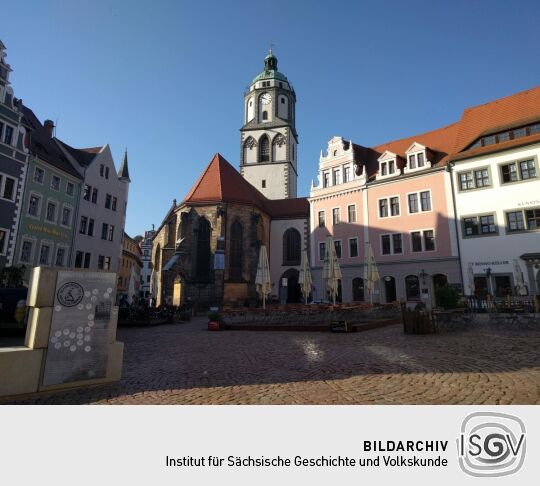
<box><xmin>240</xmin><ymin>50</ymin><xmax>298</xmax><ymax>200</ymax></box>
<box><xmin>139</xmin><ymin>228</ymin><xmax>155</xmax><ymax>299</ymax></box>
<box><xmin>58</xmin><ymin>144</ymin><xmax>130</xmax><ymax>272</ymax></box>
<box><xmin>117</xmin><ymin>232</ymin><xmax>142</xmax><ymax>303</ymax></box>
<box><xmin>13</xmin><ymin>108</ymin><xmax>82</xmax><ymax>280</ymax></box>
<box><xmin>0</xmin><ymin>41</ymin><xmax>30</xmax><ymax>268</ymax></box>
<box><xmin>449</xmin><ymin>87</ymin><xmax>540</xmax><ymax>298</ymax></box>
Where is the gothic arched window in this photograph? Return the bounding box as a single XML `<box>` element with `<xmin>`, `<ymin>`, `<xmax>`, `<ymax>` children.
<box><xmin>259</xmin><ymin>135</ymin><xmax>270</xmax><ymax>162</ymax></box>
<box><xmin>283</xmin><ymin>228</ymin><xmax>301</xmax><ymax>265</ymax></box>
<box><xmin>229</xmin><ymin>220</ymin><xmax>243</xmax><ymax>281</ymax></box>
<box><xmin>196</xmin><ymin>218</ymin><xmax>211</xmax><ymax>281</ymax></box>
<box><xmin>262</xmin><ymin>111</ymin><xmax>268</xmax><ymax>120</ymax></box>
<box><xmin>154</xmin><ymin>243</ymin><xmax>161</xmax><ymax>271</ymax></box>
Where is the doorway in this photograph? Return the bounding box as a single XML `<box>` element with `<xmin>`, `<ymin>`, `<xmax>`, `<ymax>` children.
<box><xmin>383</xmin><ymin>276</ymin><xmax>396</xmax><ymax>303</ymax></box>
<box><xmin>280</xmin><ymin>268</ymin><xmax>301</xmax><ymax>303</ymax></box>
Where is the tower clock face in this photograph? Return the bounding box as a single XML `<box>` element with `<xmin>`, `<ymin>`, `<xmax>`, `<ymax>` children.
<box><xmin>261</xmin><ymin>93</ymin><xmax>272</xmax><ymax>105</ymax></box>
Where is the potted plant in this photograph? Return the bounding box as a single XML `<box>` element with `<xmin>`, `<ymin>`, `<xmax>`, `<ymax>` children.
<box><xmin>207</xmin><ymin>310</ymin><xmax>222</xmax><ymax>331</ymax></box>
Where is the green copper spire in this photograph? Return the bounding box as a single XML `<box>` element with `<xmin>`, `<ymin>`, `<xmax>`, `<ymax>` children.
<box><xmin>252</xmin><ymin>49</ymin><xmax>288</xmax><ymax>83</ymax></box>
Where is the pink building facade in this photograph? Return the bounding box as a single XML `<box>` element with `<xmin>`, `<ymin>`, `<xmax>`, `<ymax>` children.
<box><xmin>309</xmin><ymin>128</ymin><xmax>462</xmax><ymax>305</ymax></box>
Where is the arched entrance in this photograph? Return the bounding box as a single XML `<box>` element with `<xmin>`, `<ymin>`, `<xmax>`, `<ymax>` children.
<box><xmin>352</xmin><ymin>277</ymin><xmax>364</xmax><ymax>301</ymax></box>
<box><xmin>280</xmin><ymin>268</ymin><xmax>301</xmax><ymax>303</ymax></box>
<box><xmin>432</xmin><ymin>273</ymin><xmax>448</xmax><ymax>290</ymax></box>
<box><xmin>383</xmin><ymin>276</ymin><xmax>396</xmax><ymax>303</ymax></box>
<box><xmin>173</xmin><ymin>274</ymin><xmax>185</xmax><ymax>306</ymax></box>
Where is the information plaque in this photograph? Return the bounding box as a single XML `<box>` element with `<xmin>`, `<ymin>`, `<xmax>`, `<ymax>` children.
<box><xmin>42</xmin><ymin>271</ymin><xmax>116</xmax><ymax>387</ymax></box>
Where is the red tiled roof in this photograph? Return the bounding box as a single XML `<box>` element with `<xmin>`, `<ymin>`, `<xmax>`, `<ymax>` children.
<box><xmin>182</xmin><ymin>153</ymin><xmax>309</xmax><ymax>218</ymax></box>
<box><xmin>452</xmin><ymin>86</ymin><xmax>540</xmax><ymax>156</ymax></box>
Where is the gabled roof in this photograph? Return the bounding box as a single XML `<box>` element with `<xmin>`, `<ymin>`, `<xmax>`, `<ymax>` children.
<box><xmin>56</xmin><ymin>139</ymin><xmax>101</xmax><ymax>167</ymax></box>
<box><xmin>182</xmin><ymin>153</ymin><xmax>309</xmax><ymax>218</ymax></box>
<box><xmin>21</xmin><ymin>105</ymin><xmax>83</xmax><ymax>179</ymax></box>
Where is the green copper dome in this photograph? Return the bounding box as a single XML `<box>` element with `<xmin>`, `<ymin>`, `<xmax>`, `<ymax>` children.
<box><xmin>252</xmin><ymin>50</ymin><xmax>288</xmax><ymax>83</ymax></box>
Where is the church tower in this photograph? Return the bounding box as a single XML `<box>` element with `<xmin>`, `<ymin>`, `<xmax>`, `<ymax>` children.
<box><xmin>240</xmin><ymin>50</ymin><xmax>298</xmax><ymax>199</ymax></box>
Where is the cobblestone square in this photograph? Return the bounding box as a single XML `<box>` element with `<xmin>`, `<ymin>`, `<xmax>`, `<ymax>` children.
<box><xmin>13</xmin><ymin>317</ymin><xmax>540</xmax><ymax>405</ymax></box>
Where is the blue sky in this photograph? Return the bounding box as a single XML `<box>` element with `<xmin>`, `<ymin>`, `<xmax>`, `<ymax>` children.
<box><xmin>2</xmin><ymin>0</ymin><xmax>539</xmax><ymax>237</ymax></box>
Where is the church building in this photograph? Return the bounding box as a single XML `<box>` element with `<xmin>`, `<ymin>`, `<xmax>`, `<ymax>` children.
<box><xmin>151</xmin><ymin>52</ymin><xmax>309</xmax><ymax>307</ymax></box>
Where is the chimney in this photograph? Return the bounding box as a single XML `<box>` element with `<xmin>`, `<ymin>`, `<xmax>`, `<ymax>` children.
<box><xmin>44</xmin><ymin>119</ymin><xmax>55</xmax><ymax>138</ymax></box>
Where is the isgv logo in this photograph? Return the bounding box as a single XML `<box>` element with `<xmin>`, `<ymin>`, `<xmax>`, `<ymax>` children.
<box><xmin>457</xmin><ymin>412</ymin><xmax>526</xmax><ymax>477</ymax></box>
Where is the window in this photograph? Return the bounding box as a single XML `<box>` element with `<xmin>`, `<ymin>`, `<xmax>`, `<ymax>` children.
<box><xmin>0</xmin><ymin>229</ymin><xmax>8</xmax><ymax>255</ymax></box>
<box><xmin>390</xmin><ymin>197</ymin><xmax>400</xmax><ymax>216</ymax></box>
<box><xmin>417</xmin><ymin>152</ymin><xmax>425</xmax><ymax>167</ymax></box>
<box><xmin>230</xmin><ymin>221</ymin><xmax>243</xmax><ymax>280</ymax></box>
<box><xmin>28</xmin><ymin>194</ymin><xmax>41</xmax><ymax>217</ymax></box>
<box><xmin>3</xmin><ymin>125</ymin><xmax>13</xmax><ymax>145</ymax></box>
<box><xmin>45</xmin><ymin>202</ymin><xmax>57</xmax><ymax>222</ymax></box>
<box><xmin>343</xmin><ymin>166</ymin><xmax>350</xmax><ymax>183</ymax></box>
<box><xmin>411</xmin><ymin>230</ymin><xmax>435</xmax><ymax>252</ymax></box>
<box><xmin>379</xmin><ymin>199</ymin><xmax>388</xmax><ymax>218</ymax></box>
<box><xmin>459</xmin><ymin>172</ymin><xmax>474</xmax><ymax>190</ymax></box>
<box><xmin>281</xmin><ymin>97</ymin><xmax>285</xmax><ymax>104</ymax></box>
<box><xmin>283</xmin><ymin>228</ymin><xmax>301</xmax><ymax>265</ymax></box>
<box><xmin>88</xmin><ymin>218</ymin><xmax>94</xmax><ymax>236</ymax></box>
<box><xmin>464</xmin><ymin>217</ymin><xmax>479</xmax><ymax>236</ymax></box>
<box><xmin>55</xmin><ymin>247</ymin><xmax>66</xmax><ymax>267</ymax></box>
<box><xmin>80</xmin><ymin>216</ymin><xmax>88</xmax><ymax>234</ymax></box>
<box><xmin>108</xmin><ymin>225</ymin><xmax>114</xmax><ymax>241</ymax></box>
<box><xmin>101</xmin><ymin>223</ymin><xmax>108</xmax><ymax>240</ymax></box>
<box><xmin>464</xmin><ymin>215</ymin><xmax>497</xmax><ymax>236</ymax></box>
<box><xmin>98</xmin><ymin>255</ymin><xmax>105</xmax><ymax>269</ymax></box>
<box><xmin>262</xmin><ymin>111</ymin><xmax>268</xmax><ymax>120</ymax></box>
<box><xmin>61</xmin><ymin>207</ymin><xmax>71</xmax><ymax>226</ymax></box>
<box><xmin>91</xmin><ymin>188</ymin><xmax>98</xmax><ymax>203</ymax></box>
<box><xmin>411</xmin><ymin>231</ymin><xmax>422</xmax><ymax>252</ymax></box>
<box><xmin>409</xmin><ymin>154</ymin><xmax>416</xmax><ymax>169</ymax></box>
<box><xmin>318</xmin><ymin>210</ymin><xmax>325</xmax><ymax>228</ymax></box>
<box><xmin>83</xmin><ymin>252</ymin><xmax>91</xmax><ymax>268</ymax></box>
<box><xmin>196</xmin><ymin>218</ymin><xmax>211</xmax><ymax>280</ymax></box>
<box><xmin>480</xmin><ymin>214</ymin><xmax>496</xmax><ymax>234</ymax></box>
<box><xmin>405</xmin><ymin>275</ymin><xmax>420</xmax><ymax>300</ymax></box>
<box><xmin>408</xmin><ymin>193</ymin><xmax>419</xmax><ymax>213</ymax></box>
<box><xmin>39</xmin><ymin>244</ymin><xmax>51</xmax><ymax>265</ymax></box>
<box><xmin>332</xmin><ymin>168</ymin><xmax>341</xmax><ymax>185</ymax></box>
<box><xmin>424</xmin><ymin>230</ymin><xmax>435</xmax><ymax>251</ymax></box>
<box><xmin>319</xmin><ymin>242</ymin><xmax>326</xmax><ymax>261</ymax></box>
<box><xmin>506</xmin><ymin>207</ymin><xmax>540</xmax><ymax>232</ymax></box>
<box><xmin>332</xmin><ymin>208</ymin><xmax>340</xmax><ymax>225</ymax></box>
<box><xmin>0</xmin><ymin>174</ymin><xmax>16</xmax><ymax>201</ymax></box>
<box><xmin>51</xmin><ymin>175</ymin><xmax>60</xmax><ymax>191</ymax></box>
<box><xmin>349</xmin><ymin>238</ymin><xmax>358</xmax><ymax>258</ymax></box>
<box><xmin>347</xmin><ymin>204</ymin><xmax>357</xmax><ymax>223</ymax></box>
<box><xmin>381</xmin><ymin>162</ymin><xmax>387</xmax><ymax>176</ymax></box>
<box><xmin>501</xmin><ymin>159</ymin><xmax>536</xmax><ymax>183</ymax></box>
<box><xmin>34</xmin><ymin>167</ymin><xmax>44</xmax><ymax>184</ymax></box>
<box><xmin>100</xmin><ymin>164</ymin><xmax>104</xmax><ymax>177</ymax></box>
<box><xmin>112</xmin><ymin>197</ymin><xmax>117</xmax><ymax>211</ymax></box>
<box><xmin>259</xmin><ymin>136</ymin><xmax>270</xmax><ymax>162</ymax></box>
<box><xmin>333</xmin><ymin>240</ymin><xmax>342</xmax><ymax>259</ymax></box>
<box><xmin>105</xmin><ymin>167</ymin><xmax>109</xmax><ymax>179</ymax></box>
<box><xmin>507</xmin><ymin>211</ymin><xmax>525</xmax><ymax>232</ymax></box>
<box><xmin>381</xmin><ymin>233</ymin><xmax>402</xmax><ymax>255</ymax></box>
<box><xmin>388</xmin><ymin>160</ymin><xmax>395</xmax><ymax>174</ymax></box>
<box><xmin>75</xmin><ymin>251</ymin><xmax>83</xmax><ymax>268</ymax></box>
<box><xmin>420</xmin><ymin>191</ymin><xmax>431</xmax><ymax>211</ymax></box>
<box><xmin>83</xmin><ymin>184</ymin><xmax>91</xmax><ymax>201</ymax></box>
<box><xmin>21</xmin><ymin>241</ymin><xmax>33</xmax><ymax>263</ymax></box>
<box><xmin>66</xmin><ymin>182</ymin><xmax>74</xmax><ymax>196</ymax></box>
<box><xmin>323</xmin><ymin>172</ymin><xmax>330</xmax><ymax>188</ymax></box>
<box><xmin>381</xmin><ymin>235</ymin><xmax>391</xmax><ymax>255</ymax></box>
<box><xmin>261</xmin><ymin>180</ymin><xmax>266</xmax><ymax>188</ymax></box>
<box><xmin>105</xmin><ymin>257</ymin><xmax>111</xmax><ymax>269</ymax></box>
<box><xmin>474</xmin><ymin>169</ymin><xmax>489</xmax><ymax>187</ymax></box>
<box><xmin>105</xmin><ymin>194</ymin><xmax>111</xmax><ymax>209</ymax></box>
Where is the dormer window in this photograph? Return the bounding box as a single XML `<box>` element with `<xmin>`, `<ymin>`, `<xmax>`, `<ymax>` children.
<box><xmin>405</xmin><ymin>142</ymin><xmax>431</xmax><ymax>173</ymax></box>
<box><xmin>377</xmin><ymin>151</ymin><xmax>398</xmax><ymax>179</ymax></box>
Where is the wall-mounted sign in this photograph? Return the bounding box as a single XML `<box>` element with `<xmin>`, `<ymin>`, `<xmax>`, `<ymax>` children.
<box><xmin>27</xmin><ymin>223</ymin><xmax>69</xmax><ymax>240</ymax></box>
<box><xmin>42</xmin><ymin>271</ymin><xmax>116</xmax><ymax>387</ymax></box>
<box><xmin>473</xmin><ymin>261</ymin><xmax>509</xmax><ymax>267</ymax></box>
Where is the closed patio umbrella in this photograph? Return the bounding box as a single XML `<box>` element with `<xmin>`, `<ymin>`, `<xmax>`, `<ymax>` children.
<box><xmin>514</xmin><ymin>259</ymin><xmax>527</xmax><ymax>296</ymax></box>
<box><xmin>255</xmin><ymin>245</ymin><xmax>271</xmax><ymax>309</ymax></box>
<box><xmin>322</xmin><ymin>236</ymin><xmax>342</xmax><ymax>305</ymax></box>
<box><xmin>299</xmin><ymin>249</ymin><xmax>313</xmax><ymax>304</ymax></box>
<box><xmin>467</xmin><ymin>262</ymin><xmax>475</xmax><ymax>296</ymax></box>
<box><xmin>127</xmin><ymin>266</ymin><xmax>136</xmax><ymax>304</ymax></box>
<box><xmin>363</xmin><ymin>242</ymin><xmax>380</xmax><ymax>304</ymax></box>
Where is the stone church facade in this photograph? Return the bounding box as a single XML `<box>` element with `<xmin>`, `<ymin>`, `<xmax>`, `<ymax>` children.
<box><xmin>151</xmin><ymin>52</ymin><xmax>309</xmax><ymax>308</ymax></box>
